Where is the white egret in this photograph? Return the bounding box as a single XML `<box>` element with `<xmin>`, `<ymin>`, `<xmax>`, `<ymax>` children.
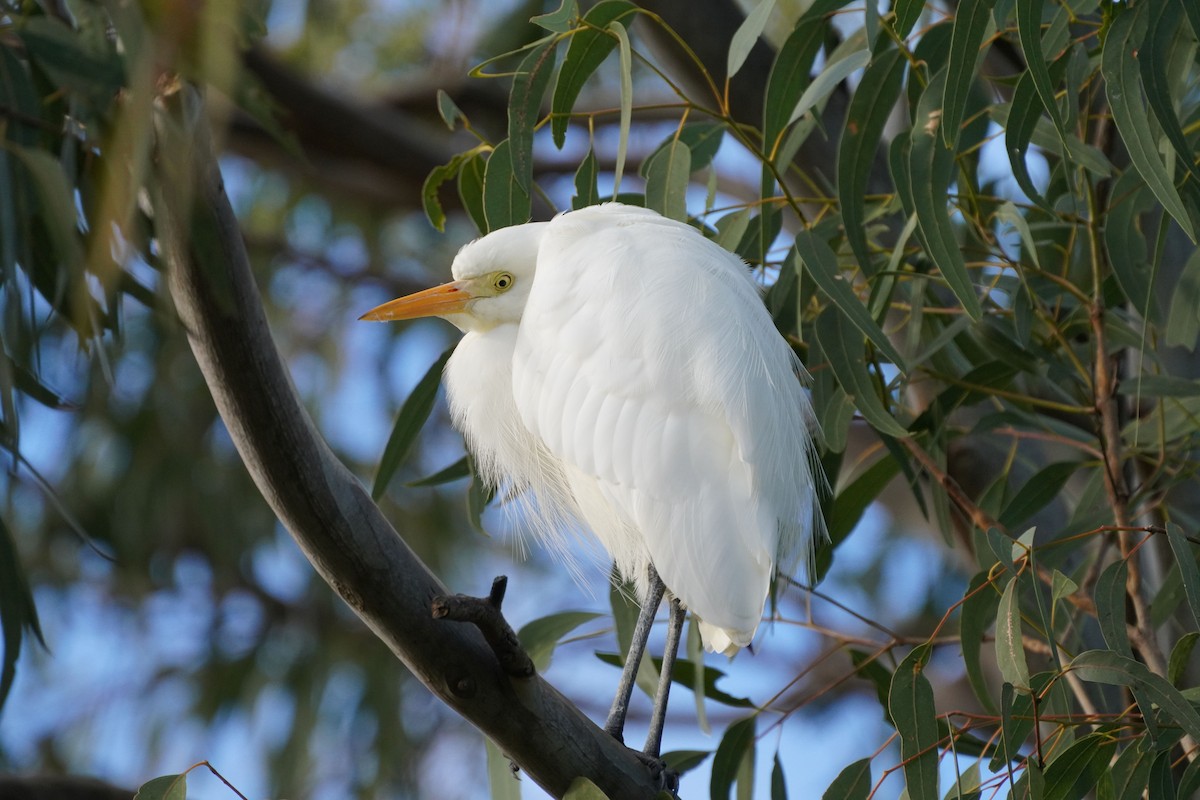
<box><xmin>361</xmin><ymin>203</ymin><xmax>823</xmax><ymax>760</ymax></box>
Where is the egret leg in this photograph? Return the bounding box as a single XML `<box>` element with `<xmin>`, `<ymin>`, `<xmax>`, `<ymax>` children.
<box><xmin>604</xmin><ymin>568</ymin><xmax>666</xmax><ymax>741</ymax></box>
<box><xmin>643</xmin><ymin>595</ymin><xmax>685</xmax><ymax>758</ymax></box>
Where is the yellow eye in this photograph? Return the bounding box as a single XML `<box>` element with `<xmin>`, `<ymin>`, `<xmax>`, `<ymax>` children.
<box><xmin>493</xmin><ymin>272</ymin><xmax>515</xmax><ymax>291</ymax></box>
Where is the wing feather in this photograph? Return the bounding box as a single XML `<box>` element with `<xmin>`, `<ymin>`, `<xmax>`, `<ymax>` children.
<box><xmin>511</xmin><ymin>204</ymin><xmax>821</xmax><ymax>651</ymax></box>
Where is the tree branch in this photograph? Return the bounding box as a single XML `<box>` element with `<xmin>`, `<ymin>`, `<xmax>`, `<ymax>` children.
<box><xmin>154</xmin><ymin>87</ymin><xmax>661</xmax><ymax>799</ymax></box>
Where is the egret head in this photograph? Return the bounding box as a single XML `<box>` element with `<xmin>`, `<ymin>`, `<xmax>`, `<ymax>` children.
<box><xmin>360</xmin><ymin>222</ymin><xmax>546</xmax><ymax>333</ymax></box>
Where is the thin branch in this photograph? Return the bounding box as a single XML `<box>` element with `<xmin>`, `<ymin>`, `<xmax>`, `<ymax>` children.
<box><xmin>155</xmin><ymin>87</ymin><xmax>661</xmax><ymax>799</ymax></box>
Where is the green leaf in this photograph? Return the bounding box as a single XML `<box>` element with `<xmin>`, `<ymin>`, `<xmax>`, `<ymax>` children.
<box><xmin>711</xmin><ymin>716</ymin><xmax>757</xmax><ymax>800</ymax></box>
<box><xmin>1000</xmin><ymin>74</ymin><xmax>1053</xmax><ymax>211</ymax></box>
<box><xmin>960</xmin><ymin>571</ymin><xmax>1001</xmax><ymax>713</ymax></box>
<box><xmin>727</xmin><ymin>0</ymin><xmax>776</xmax><ymax>79</ymax></box>
<box><xmin>508</xmin><ymin>38</ymin><xmax>557</xmax><ymax>194</ymax></box>
<box><xmin>822</xmin><ymin>758</ymin><xmax>872</xmax><ymax>800</ymax></box>
<box><xmin>1109</xmin><ymin>736</ymin><xmax>1155</xmax><ymax>800</ymax></box>
<box><xmin>1168</xmin><ymin>632</ymin><xmax>1199</xmax><ymax>686</ymax></box>
<box><xmin>134</xmin><ymin>775</ymin><xmax>187</xmax><ymax>800</ymax></box>
<box><xmin>483</xmin><ymin>139</ymin><xmax>531</xmax><ymax>232</ymax></box>
<box><xmin>906</xmin><ymin>72</ymin><xmax>984</xmax><ymax>321</ymax></box>
<box><xmin>1095</xmin><ymin>560</ymin><xmax>1131</xmax><ymax>656</ymax></box>
<box><xmin>422</xmin><ymin>150</ymin><xmax>478</xmax><ymax>232</ymax></box>
<box><xmin>837</xmin><ymin>47</ymin><xmax>906</xmax><ymax>275</ymax></box>
<box><xmin>457</xmin><ymin>152</ymin><xmax>488</xmax><ymax>234</ymax></box>
<box><xmin>827</xmin><ymin>453</ymin><xmax>902</xmax><ymax>544</ymax></box>
<box><xmin>796</xmin><ymin>231</ymin><xmax>907</xmax><ymax>370</ymax></box>
<box><xmin>19</xmin><ymin>17</ymin><xmax>125</xmax><ymax>107</ymax></box>
<box><xmin>1050</xmin><ymin>570</ymin><xmax>1077</xmax><ymax>605</ymax></box>
<box><xmin>942</xmin><ymin>0</ymin><xmax>995</xmax><ymax>148</ymax></box>
<box><xmin>686</xmin><ymin>619</ymin><xmax>710</xmax><ymax>733</ymax></box>
<box><xmin>1043</xmin><ymin>733</ymin><xmax>1116</xmax><ymax>800</ymax></box>
<box><xmin>643</xmin><ymin>139</ymin><xmax>691</xmax><ymax>221</ymax></box>
<box><xmin>1140</xmin><ymin>1</ymin><xmax>1200</xmax><ymax>186</ymax></box>
<box><xmin>609</xmin><ymin>19</ymin><xmax>633</xmax><ymax>196</ymax></box>
<box><xmin>1118</xmin><ymin>374</ymin><xmax>1200</xmax><ymax>398</ymax></box>
<box><xmin>788</xmin><ymin>49</ymin><xmax>870</xmax><ymax>128</ymax></box>
<box><xmin>1104</xmin><ymin>171</ymin><xmax>1158</xmax><ymax>318</ymax></box>
<box><xmin>486</xmin><ymin>738</ymin><xmax>522</xmax><ymax>800</ymax></box>
<box><xmin>532</xmin><ymin>0</ymin><xmax>578</xmax><ymax>33</ymax></box>
<box><xmin>573</xmin><ymin>148</ymin><xmax>601</xmax><ymax>209</ymax></box>
<box><xmin>1102</xmin><ymin>3</ymin><xmax>1196</xmax><ymax>242</ymax></box>
<box><xmin>551</xmin><ymin>0</ymin><xmax>637</xmax><ymax>148</ymax></box>
<box><xmin>372</xmin><ymin>348</ymin><xmax>453</xmax><ymax>501</ymax></box>
<box><xmin>893</xmin><ymin>0</ymin><xmax>925</xmax><ymax>39</ymax></box>
<box><xmin>517</xmin><ymin>611</ymin><xmax>602</xmax><ymax>671</ymax></box>
<box><xmin>889</xmin><ymin>644</ymin><xmax>940</xmax><ymax>799</ymax></box>
<box><xmin>772</xmin><ymin>753</ymin><xmax>787</xmax><ymax>800</ymax></box>
<box><xmin>406</xmin><ymin>456</ymin><xmax>470</xmax><ymax>488</ymax></box>
<box><xmin>763</xmin><ymin>20</ymin><xmax>827</xmax><ymax>159</ymax></box>
<box><xmin>663</xmin><ymin>749</ymin><xmax>710</xmax><ymax>775</ymax></box>
<box><xmin>466</xmin><ymin>457</ymin><xmax>495</xmax><ymax>534</ymax></box>
<box><xmin>815</xmin><ymin>310</ymin><xmax>909</xmax><ymax>438</ymax></box>
<box><xmin>563</xmin><ymin>776</ymin><xmax>610</xmax><ymax>799</ymax></box>
<box><xmin>1015</xmin><ymin>0</ymin><xmax>1068</xmax><ymax>144</ymax></box>
<box><xmin>0</xmin><ymin>514</ymin><xmax>43</xmax><ymax>713</ymax></box>
<box><xmin>1070</xmin><ymin>650</ymin><xmax>1200</xmax><ymax>742</ymax></box>
<box><xmin>998</xmin><ymin>461</ymin><xmax>1078</xmax><ymax>530</ymax></box>
<box><xmin>436</xmin><ymin>89</ymin><xmax>466</xmax><ymax>131</ymax></box>
<box><xmin>995</xmin><ymin>576</ymin><xmax>1030</xmax><ymax>691</ymax></box>
<box><xmin>1166</xmin><ymin>523</ymin><xmax>1200</xmax><ymax>630</ymax></box>
<box><xmin>646</xmin><ymin>122</ymin><xmax>725</xmax><ymax>173</ymax></box>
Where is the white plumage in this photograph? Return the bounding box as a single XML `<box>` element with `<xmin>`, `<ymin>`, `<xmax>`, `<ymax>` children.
<box><xmin>363</xmin><ymin>203</ymin><xmax>823</xmax><ymax>657</ymax></box>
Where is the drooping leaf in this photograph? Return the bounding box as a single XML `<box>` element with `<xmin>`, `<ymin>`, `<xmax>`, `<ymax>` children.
<box><xmin>483</xmin><ymin>139</ymin><xmax>531</xmax><ymax>231</ymax></box>
<box><xmin>609</xmin><ymin>19</ymin><xmax>633</xmax><ymax>196</ymax></box>
<box><xmin>508</xmin><ymin>38</ymin><xmax>557</xmax><ymax>194</ymax></box>
<box><xmin>436</xmin><ymin>89</ymin><xmax>467</xmax><ymax>131</ymax></box>
<box><xmin>995</xmin><ymin>575</ymin><xmax>1030</xmax><ymax>691</ymax></box>
<box><xmin>457</xmin><ymin>152</ymin><xmax>488</xmax><ymax>234</ymax></box>
<box><xmin>518</xmin><ymin>611</ymin><xmax>603</xmax><ymax>672</ymax></box>
<box><xmin>998</xmin><ymin>461</ymin><xmax>1078</xmax><ymax>530</ymax></box>
<box><xmin>822</xmin><ymin>758</ymin><xmax>872</xmax><ymax>800</ymax></box>
<box><xmin>906</xmin><ymin>71</ymin><xmax>984</xmax><ymax>321</ymax></box>
<box><xmin>0</xmin><ymin>514</ymin><xmax>43</xmax><ymax>713</ymax></box>
<box><xmin>893</xmin><ymin>0</ymin><xmax>925</xmax><ymax>39</ymax></box>
<box><xmin>134</xmin><ymin>775</ymin><xmax>187</xmax><ymax>800</ymax></box>
<box><xmin>1166</xmin><ymin>523</ymin><xmax>1200</xmax><ymax>630</ymax></box>
<box><xmin>532</xmin><ymin>0</ymin><xmax>578</xmax><ymax>33</ymax></box>
<box><xmin>796</xmin><ymin>231</ymin><xmax>907</xmax><ymax>370</ymax></box>
<box><xmin>711</xmin><ymin>716</ymin><xmax>757</xmax><ymax>800</ymax></box>
<box><xmin>942</xmin><ymin>0</ymin><xmax>995</xmax><ymax>148</ymax></box>
<box><xmin>1042</xmin><ymin>733</ymin><xmax>1116</xmax><ymax>800</ymax></box>
<box><xmin>960</xmin><ymin>571</ymin><xmax>1001</xmax><ymax>713</ymax></box>
<box><xmin>888</xmin><ymin>644</ymin><xmax>940</xmax><ymax>799</ymax></box>
<box><xmin>372</xmin><ymin>348</ymin><xmax>453</xmax><ymax>501</ymax></box>
<box><xmin>551</xmin><ymin>0</ymin><xmax>637</xmax><ymax>147</ymax></box>
<box><xmin>1095</xmin><ymin>559</ymin><xmax>1131</xmax><ymax>656</ymax></box>
<box><xmin>643</xmin><ymin>139</ymin><xmax>691</xmax><ymax>221</ymax></box>
<box><xmin>763</xmin><ymin>18</ymin><xmax>828</xmax><ymax>159</ymax></box>
<box><xmin>814</xmin><ymin>310</ymin><xmax>909</xmax><ymax>438</ymax></box>
<box><xmin>663</xmin><ymin>749</ymin><xmax>711</xmax><ymax>775</ymax></box>
<box><xmin>487</xmin><ymin>738</ymin><xmax>522</xmax><ymax>800</ymax></box>
<box><xmin>1102</xmin><ymin>2</ymin><xmax>1196</xmax><ymax>242</ymax></box>
<box><xmin>837</xmin><ymin>47</ymin><xmax>905</xmax><ymax>275</ymax></box>
<box><xmin>1169</xmin><ymin>632</ymin><xmax>1200</xmax><ymax>687</ymax></box>
<box><xmin>1071</xmin><ymin>650</ymin><xmax>1200</xmax><ymax>742</ymax></box>
<box><xmin>573</xmin><ymin>147</ymin><xmax>601</xmax><ymax>209</ymax></box>
<box><xmin>1015</xmin><ymin>0</ymin><xmax>1068</xmax><ymax>144</ymax></box>
<box><xmin>406</xmin><ymin>456</ymin><xmax>470</xmax><ymax>488</ymax></box>
<box><xmin>787</xmin><ymin>49</ymin><xmax>870</xmax><ymax>128</ymax></box>
<box><xmin>727</xmin><ymin>0</ymin><xmax>776</xmax><ymax>79</ymax></box>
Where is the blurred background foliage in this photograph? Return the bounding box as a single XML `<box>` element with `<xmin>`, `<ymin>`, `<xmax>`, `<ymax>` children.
<box><xmin>2</xmin><ymin>0</ymin><xmax>1200</xmax><ymax>798</ymax></box>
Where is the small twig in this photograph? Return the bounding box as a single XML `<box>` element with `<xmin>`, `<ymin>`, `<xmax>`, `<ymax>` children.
<box><xmin>432</xmin><ymin>576</ymin><xmax>536</xmax><ymax>679</ymax></box>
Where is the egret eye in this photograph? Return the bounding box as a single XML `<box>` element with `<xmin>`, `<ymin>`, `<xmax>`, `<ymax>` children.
<box><xmin>493</xmin><ymin>272</ymin><xmax>515</xmax><ymax>291</ymax></box>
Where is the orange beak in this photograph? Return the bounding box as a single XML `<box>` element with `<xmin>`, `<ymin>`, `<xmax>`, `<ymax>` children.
<box><xmin>359</xmin><ymin>280</ymin><xmax>474</xmax><ymax>322</ymax></box>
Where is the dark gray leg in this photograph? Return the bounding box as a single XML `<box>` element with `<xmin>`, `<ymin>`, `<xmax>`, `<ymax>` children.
<box><xmin>604</xmin><ymin>568</ymin><xmax>666</xmax><ymax>741</ymax></box>
<box><xmin>643</xmin><ymin>596</ymin><xmax>685</xmax><ymax>758</ymax></box>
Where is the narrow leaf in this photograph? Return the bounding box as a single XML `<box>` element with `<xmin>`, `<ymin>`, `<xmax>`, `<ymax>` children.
<box><xmin>573</xmin><ymin>147</ymin><xmax>601</xmax><ymax>209</ymax></box>
<box><xmin>822</xmin><ymin>758</ymin><xmax>872</xmax><ymax>800</ymax></box>
<box><xmin>995</xmin><ymin>576</ymin><xmax>1030</xmax><ymax>690</ymax></box>
<box><xmin>1071</xmin><ymin>650</ymin><xmax>1200</xmax><ymax>742</ymax></box>
<box><xmin>788</xmin><ymin>49</ymin><xmax>870</xmax><ymax>127</ymax></box>
<box><xmin>1102</xmin><ymin>3</ymin><xmax>1196</xmax><ymax>241</ymax></box>
<box><xmin>518</xmin><ymin>611</ymin><xmax>602</xmax><ymax>672</ymax></box>
<box><xmin>1165</xmin><ymin>248</ymin><xmax>1200</xmax><ymax>349</ymax></box>
<box><xmin>888</xmin><ymin>644</ymin><xmax>940</xmax><ymax>799</ymax></box>
<box><xmin>998</xmin><ymin>461</ymin><xmax>1078</xmax><ymax>530</ymax></box>
<box><xmin>763</xmin><ymin>19</ymin><xmax>827</xmax><ymax>158</ymax></box>
<box><xmin>1042</xmin><ymin>733</ymin><xmax>1115</xmax><ymax>800</ymax></box>
<box><xmin>508</xmin><ymin>38</ymin><xmax>557</xmax><ymax>193</ymax></box>
<box><xmin>1169</xmin><ymin>632</ymin><xmax>1200</xmax><ymax>687</ymax></box>
<box><xmin>486</xmin><ymin>738</ymin><xmax>522</xmax><ymax>800</ymax></box>
<box><xmin>942</xmin><ymin>0</ymin><xmax>995</xmax><ymax>148</ymax></box>
<box><xmin>727</xmin><ymin>0</ymin><xmax>776</xmax><ymax>79</ymax></box>
<box><xmin>609</xmin><ymin>19</ymin><xmax>633</xmax><ymax>196</ymax></box>
<box><xmin>483</xmin><ymin>139</ymin><xmax>531</xmax><ymax>231</ymax></box>
<box><xmin>796</xmin><ymin>231</ymin><xmax>907</xmax><ymax>370</ymax></box>
<box><xmin>436</xmin><ymin>89</ymin><xmax>466</xmax><ymax>131</ymax></box>
<box><xmin>837</xmin><ymin>47</ymin><xmax>906</xmax><ymax>275</ymax></box>
<box><xmin>1166</xmin><ymin>523</ymin><xmax>1200</xmax><ymax>630</ymax></box>
<box><xmin>0</xmin><ymin>514</ymin><xmax>43</xmax><ymax>713</ymax></box>
<box><xmin>532</xmin><ymin>0</ymin><xmax>578</xmax><ymax>33</ymax></box>
<box><xmin>406</xmin><ymin>456</ymin><xmax>470</xmax><ymax>488</ymax></box>
<box><xmin>372</xmin><ymin>348</ymin><xmax>453</xmax><ymax>500</ymax></box>
<box><xmin>134</xmin><ymin>775</ymin><xmax>187</xmax><ymax>800</ymax></box>
<box><xmin>643</xmin><ymin>139</ymin><xmax>691</xmax><ymax>221</ymax></box>
<box><xmin>960</xmin><ymin>571</ymin><xmax>1001</xmax><ymax>713</ymax></box>
<box><xmin>551</xmin><ymin>0</ymin><xmax>637</xmax><ymax>147</ymax></box>
<box><xmin>711</xmin><ymin>716</ymin><xmax>757</xmax><ymax>800</ymax></box>
<box><xmin>815</xmin><ymin>310</ymin><xmax>909</xmax><ymax>438</ymax></box>
<box><xmin>1095</xmin><ymin>560</ymin><xmax>1131</xmax><ymax>656</ymax></box>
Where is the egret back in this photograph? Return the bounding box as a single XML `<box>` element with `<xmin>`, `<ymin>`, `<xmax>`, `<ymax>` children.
<box><xmin>507</xmin><ymin>204</ymin><xmax>821</xmax><ymax>653</ymax></box>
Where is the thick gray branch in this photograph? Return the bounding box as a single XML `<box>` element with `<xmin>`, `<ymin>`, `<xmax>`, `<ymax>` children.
<box><xmin>155</xmin><ymin>89</ymin><xmax>660</xmax><ymax>799</ymax></box>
